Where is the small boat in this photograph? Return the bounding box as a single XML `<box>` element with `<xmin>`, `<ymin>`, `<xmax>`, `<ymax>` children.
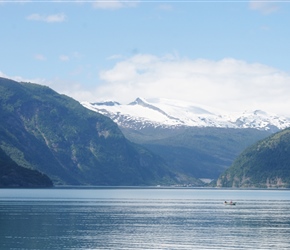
<box><xmin>224</xmin><ymin>201</ymin><xmax>236</xmax><ymax>205</ymax></box>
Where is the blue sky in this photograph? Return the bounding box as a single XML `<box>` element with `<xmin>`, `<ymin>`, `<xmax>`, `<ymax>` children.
<box><xmin>1</xmin><ymin>0</ymin><xmax>290</xmax><ymax>115</ymax></box>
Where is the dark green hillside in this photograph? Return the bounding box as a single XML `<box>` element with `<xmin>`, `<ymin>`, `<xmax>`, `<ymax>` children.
<box><xmin>0</xmin><ymin>148</ymin><xmax>53</xmax><ymax>187</ymax></box>
<box><xmin>217</xmin><ymin>128</ymin><xmax>290</xmax><ymax>188</ymax></box>
<box><xmin>121</xmin><ymin>127</ymin><xmax>270</xmax><ymax>179</ymax></box>
<box><xmin>0</xmin><ymin>77</ymin><xmax>178</xmax><ymax>186</ymax></box>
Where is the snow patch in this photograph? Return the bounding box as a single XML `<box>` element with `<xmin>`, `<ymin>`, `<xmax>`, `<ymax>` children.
<box><xmin>81</xmin><ymin>97</ymin><xmax>290</xmax><ymax>131</ymax></box>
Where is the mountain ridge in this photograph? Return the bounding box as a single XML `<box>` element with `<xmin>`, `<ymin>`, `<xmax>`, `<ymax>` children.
<box><xmin>82</xmin><ymin>97</ymin><xmax>282</xmax><ymax>181</ymax></box>
<box><xmin>0</xmin><ymin>77</ymin><xmax>181</xmax><ymax>186</ymax></box>
<box><xmin>82</xmin><ymin>97</ymin><xmax>290</xmax><ymax>132</ymax></box>
<box><xmin>82</xmin><ymin>98</ymin><xmax>273</xmax><ymax>180</ymax></box>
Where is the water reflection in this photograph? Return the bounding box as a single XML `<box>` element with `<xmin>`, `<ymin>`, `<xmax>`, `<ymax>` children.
<box><xmin>1</xmin><ymin>189</ymin><xmax>290</xmax><ymax>249</ymax></box>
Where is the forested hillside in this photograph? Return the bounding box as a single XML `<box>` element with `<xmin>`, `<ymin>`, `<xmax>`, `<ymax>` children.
<box><xmin>0</xmin><ymin>77</ymin><xmax>179</xmax><ymax>186</ymax></box>
<box><xmin>121</xmin><ymin>126</ymin><xmax>270</xmax><ymax>179</ymax></box>
<box><xmin>0</xmin><ymin>147</ymin><xmax>53</xmax><ymax>187</ymax></box>
<box><xmin>217</xmin><ymin>128</ymin><xmax>290</xmax><ymax>188</ymax></box>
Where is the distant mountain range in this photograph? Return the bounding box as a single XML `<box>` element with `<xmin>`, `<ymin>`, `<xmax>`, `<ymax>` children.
<box><xmin>82</xmin><ymin>98</ymin><xmax>284</xmax><ymax>180</ymax></box>
<box><xmin>82</xmin><ymin>97</ymin><xmax>290</xmax><ymax>132</ymax></box>
<box><xmin>2</xmin><ymin>77</ymin><xmax>290</xmax><ymax>188</ymax></box>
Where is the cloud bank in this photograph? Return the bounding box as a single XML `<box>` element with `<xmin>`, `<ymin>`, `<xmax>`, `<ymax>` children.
<box><xmin>34</xmin><ymin>54</ymin><xmax>46</xmax><ymax>61</ymax></box>
<box><xmin>90</xmin><ymin>54</ymin><xmax>290</xmax><ymax>115</ymax></box>
<box><xmin>92</xmin><ymin>0</ymin><xmax>139</xmax><ymax>10</ymax></box>
<box><xmin>26</xmin><ymin>13</ymin><xmax>66</xmax><ymax>23</ymax></box>
<box><xmin>249</xmin><ymin>1</ymin><xmax>280</xmax><ymax>14</ymax></box>
<box><xmin>2</xmin><ymin>54</ymin><xmax>290</xmax><ymax>116</ymax></box>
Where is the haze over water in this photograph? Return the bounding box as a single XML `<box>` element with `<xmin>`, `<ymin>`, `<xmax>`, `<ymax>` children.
<box><xmin>1</xmin><ymin>188</ymin><xmax>290</xmax><ymax>249</ymax></box>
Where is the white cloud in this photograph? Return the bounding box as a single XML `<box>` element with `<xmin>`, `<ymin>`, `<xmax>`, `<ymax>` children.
<box><xmin>34</xmin><ymin>54</ymin><xmax>46</xmax><ymax>61</ymax></box>
<box><xmin>26</xmin><ymin>13</ymin><xmax>66</xmax><ymax>23</ymax></box>
<box><xmin>0</xmin><ymin>72</ymin><xmax>83</xmax><ymax>104</ymax></box>
<box><xmin>91</xmin><ymin>54</ymin><xmax>290</xmax><ymax>115</ymax></box>
<box><xmin>157</xmin><ymin>4</ymin><xmax>173</xmax><ymax>11</ymax></box>
<box><xmin>249</xmin><ymin>1</ymin><xmax>279</xmax><ymax>14</ymax></box>
<box><xmin>106</xmin><ymin>54</ymin><xmax>123</xmax><ymax>60</ymax></box>
<box><xmin>92</xmin><ymin>0</ymin><xmax>139</xmax><ymax>10</ymax></box>
<box><xmin>59</xmin><ymin>55</ymin><xmax>70</xmax><ymax>61</ymax></box>
<box><xmin>2</xmin><ymin>54</ymin><xmax>290</xmax><ymax>116</ymax></box>
<box><xmin>0</xmin><ymin>71</ymin><xmax>7</xmax><ymax>78</ymax></box>
<box><xmin>0</xmin><ymin>72</ymin><xmax>47</xmax><ymax>87</ymax></box>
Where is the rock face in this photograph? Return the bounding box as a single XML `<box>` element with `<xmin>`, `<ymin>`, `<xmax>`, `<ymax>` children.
<box><xmin>217</xmin><ymin>128</ymin><xmax>290</xmax><ymax>188</ymax></box>
<box><xmin>0</xmin><ymin>77</ymin><xmax>178</xmax><ymax>186</ymax></box>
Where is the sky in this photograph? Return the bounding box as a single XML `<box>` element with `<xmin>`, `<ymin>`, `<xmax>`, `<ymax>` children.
<box><xmin>1</xmin><ymin>0</ymin><xmax>290</xmax><ymax>115</ymax></box>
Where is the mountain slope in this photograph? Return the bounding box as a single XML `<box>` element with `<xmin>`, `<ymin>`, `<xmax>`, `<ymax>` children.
<box><xmin>0</xmin><ymin>147</ymin><xmax>53</xmax><ymax>188</ymax></box>
<box><xmin>124</xmin><ymin>126</ymin><xmax>270</xmax><ymax>179</ymax></box>
<box><xmin>82</xmin><ymin>98</ymin><xmax>275</xmax><ymax>179</ymax></box>
<box><xmin>0</xmin><ymin>77</ymin><xmax>178</xmax><ymax>186</ymax></box>
<box><xmin>217</xmin><ymin>128</ymin><xmax>290</xmax><ymax>188</ymax></box>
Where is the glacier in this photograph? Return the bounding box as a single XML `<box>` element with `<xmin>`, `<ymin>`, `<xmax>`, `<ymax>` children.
<box><xmin>82</xmin><ymin>97</ymin><xmax>290</xmax><ymax>132</ymax></box>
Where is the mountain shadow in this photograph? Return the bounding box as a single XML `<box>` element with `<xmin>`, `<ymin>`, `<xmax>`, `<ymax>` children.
<box><xmin>0</xmin><ymin>147</ymin><xmax>53</xmax><ymax>188</ymax></box>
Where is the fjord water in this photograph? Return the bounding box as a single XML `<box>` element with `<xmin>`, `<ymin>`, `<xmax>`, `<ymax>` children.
<box><xmin>1</xmin><ymin>188</ymin><xmax>290</xmax><ymax>250</ymax></box>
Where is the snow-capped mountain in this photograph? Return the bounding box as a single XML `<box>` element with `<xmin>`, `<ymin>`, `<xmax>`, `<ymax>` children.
<box><xmin>82</xmin><ymin>97</ymin><xmax>290</xmax><ymax>132</ymax></box>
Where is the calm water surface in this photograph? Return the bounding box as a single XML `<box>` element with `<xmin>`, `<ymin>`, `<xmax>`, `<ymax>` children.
<box><xmin>1</xmin><ymin>188</ymin><xmax>290</xmax><ymax>249</ymax></box>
